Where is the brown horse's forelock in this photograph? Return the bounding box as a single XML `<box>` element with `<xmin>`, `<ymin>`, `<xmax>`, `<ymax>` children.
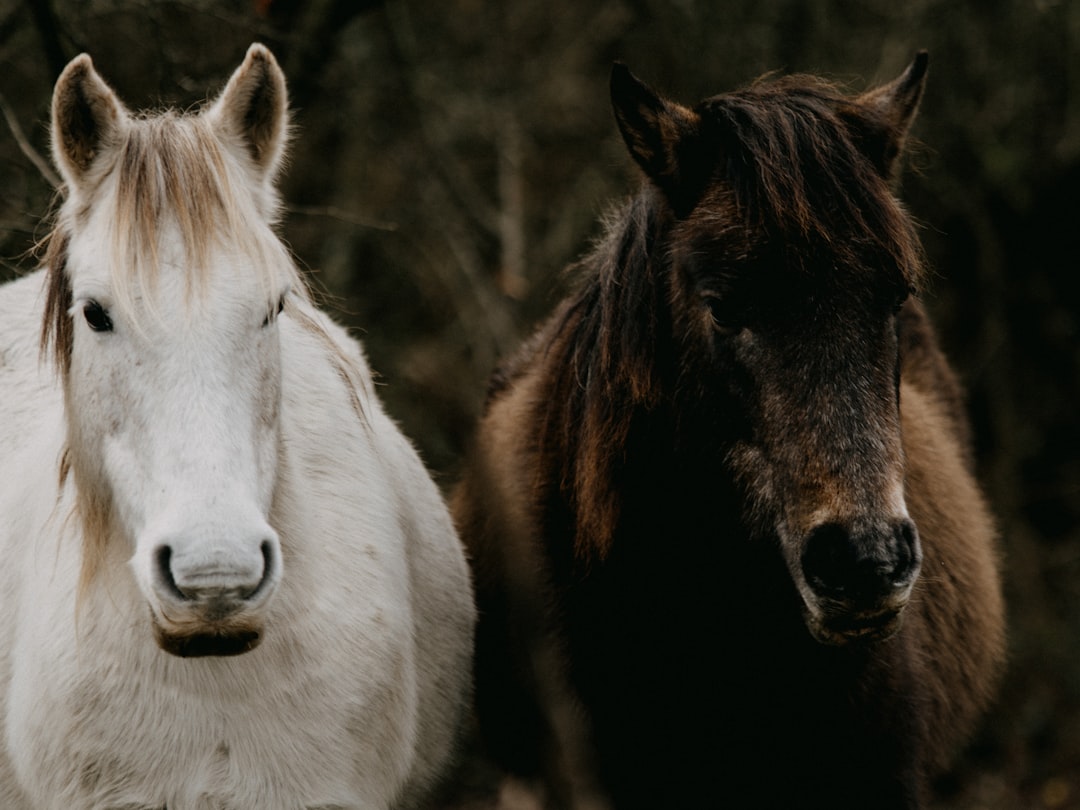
<box><xmin>536</xmin><ymin>75</ymin><xmax>926</xmax><ymax>561</ymax></box>
<box><xmin>701</xmin><ymin>76</ymin><xmax>925</xmax><ymax>289</ymax></box>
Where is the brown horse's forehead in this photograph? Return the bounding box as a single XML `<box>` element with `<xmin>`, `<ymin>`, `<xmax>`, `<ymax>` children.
<box><xmin>670</xmin><ymin>187</ymin><xmax>760</xmax><ymax>264</ymax></box>
<box><xmin>672</xmin><ymin>194</ymin><xmax>912</xmax><ymax>310</ymax></box>
<box><xmin>682</xmin><ymin>179</ymin><xmax>911</xmax><ymax>300</ymax></box>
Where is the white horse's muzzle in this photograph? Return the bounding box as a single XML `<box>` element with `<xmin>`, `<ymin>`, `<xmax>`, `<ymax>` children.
<box><xmin>141</xmin><ymin>525</ymin><xmax>282</xmax><ymax>657</ymax></box>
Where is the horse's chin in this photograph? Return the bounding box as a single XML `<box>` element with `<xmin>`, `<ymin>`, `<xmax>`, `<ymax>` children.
<box><xmin>804</xmin><ymin>606</ymin><xmax>906</xmax><ymax>647</ymax></box>
<box><xmin>152</xmin><ymin>617</ymin><xmax>264</xmax><ymax>658</ymax></box>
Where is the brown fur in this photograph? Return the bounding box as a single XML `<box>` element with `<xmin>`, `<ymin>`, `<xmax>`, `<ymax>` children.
<box><xmin>455</xmin><ymin>56</ymin><xmax>1004</xmax><ymax>809</ymax></box>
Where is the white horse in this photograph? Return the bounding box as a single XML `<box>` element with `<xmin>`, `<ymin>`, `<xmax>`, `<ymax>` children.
<box><xmin>0</xmin><ymin>44</ymin><xmax>475</xmax><ymax>810</ymax></box>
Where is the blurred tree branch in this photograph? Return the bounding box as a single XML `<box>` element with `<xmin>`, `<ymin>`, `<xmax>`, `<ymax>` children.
<box><xmin>0</xmin><ymin>6</ymin><xmax>25</xmax><ymax>51</ymax></box>
<box><xmin>0</xmin><ymin>92</ymin><xmax>60</xmax><ymax>189</ymax></box>
<box><xmin>286</xmin><ymin>203</ymin><xmax>396</xmax><ymax>232</ymax></box>
<box><xmin>381</xmin><ymin>0</ymin><xmax>501</xmax><ymax>238</ymax></box>
<box><xmin>25</xmin><ymin>0</ymin><xmax>69</xmax><ymax>78</ymax></box>
<box><xmin>259</xmin><ymin>0</ymin><xmax>381</xmax><ymax>110</ymax></box>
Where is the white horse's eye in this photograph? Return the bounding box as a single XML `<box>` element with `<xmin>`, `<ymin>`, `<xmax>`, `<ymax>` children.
<box><xmin>262</xmin><ymin>296</ymin><xmax>286</xmax><ymax>328</ymax></box>
<box><xmin>83</xmin><ymin>301</ymin><xmax>113</xmax><ymax>333</ymax></box>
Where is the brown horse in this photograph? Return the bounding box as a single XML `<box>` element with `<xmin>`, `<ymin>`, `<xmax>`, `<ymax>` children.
<box><xmin>453</xmin><ymin>53</ymin><xmax>1005</xmax><ymax>809</ymax></box>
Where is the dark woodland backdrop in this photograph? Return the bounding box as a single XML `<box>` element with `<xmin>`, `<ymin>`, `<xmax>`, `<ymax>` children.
<box><xmin>1</xmin><ymin>1</ymin><xmax>1077</xmax><ymax>807</ymax></box>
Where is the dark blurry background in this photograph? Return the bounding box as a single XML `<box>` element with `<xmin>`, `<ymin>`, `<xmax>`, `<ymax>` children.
<box><xmin>1</xmin><ymin>1</ymin><xmax>1077</xmax><ymax>807</ymax></box>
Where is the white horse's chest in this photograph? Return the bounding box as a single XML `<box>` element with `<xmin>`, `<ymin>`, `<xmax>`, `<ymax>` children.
<box><xmin>4</xmin><ymin>498</ymin><xmax>418</xmax><ymax>810</ymax></box>
<box><xmin>7</xmin><ymin>583</ymin><xmax>413</xmax><ymax>810</ymax></box>
<box><xmin>16</xmin><ymin>675</ymin><xmax>369</xmax><ymax>808</ymax></box>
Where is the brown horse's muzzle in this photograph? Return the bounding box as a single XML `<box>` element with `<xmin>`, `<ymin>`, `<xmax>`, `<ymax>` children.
<box><xmin>798</xmin><ymin>518</ymin><xmax>922</xmax><ymax>645</ymax></box>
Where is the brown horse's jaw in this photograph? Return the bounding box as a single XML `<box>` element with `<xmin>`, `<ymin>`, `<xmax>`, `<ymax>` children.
<box><xmin>804</xmin><ymin>604</ymin><xmax>907</xmax><ymax>646</ymax></box>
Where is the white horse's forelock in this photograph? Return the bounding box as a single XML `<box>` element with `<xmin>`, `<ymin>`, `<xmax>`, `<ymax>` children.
<box><xmin>84</xmin><ymin>110</ymin><xmax>297</xmax><ymax>327</ymax></box>
<box><xmin>42</xmin><ymin>105</ymin><xmax>304</xmax><ymax>376</ymax></box>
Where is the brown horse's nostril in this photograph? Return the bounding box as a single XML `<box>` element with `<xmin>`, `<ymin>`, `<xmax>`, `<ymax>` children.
<box><xmin>891</xmin><ymin>519</ymin><xmax>921</xmax><ymax>587</ymax></box>
<box><xmin>801</xmin><ymin>519</ymin><xmax>920</xmax><ymax>605</ymax></box>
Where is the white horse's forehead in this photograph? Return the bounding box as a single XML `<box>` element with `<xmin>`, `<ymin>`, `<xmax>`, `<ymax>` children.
<box><xmin>66</xmin><ymin>213</ymin><xmax>288</xmax><ymax>310</ymax></box>
<box><xmin>65</xmin><ymin>218</ymin><xmax>114</xmax><ymax>299</ymax></box>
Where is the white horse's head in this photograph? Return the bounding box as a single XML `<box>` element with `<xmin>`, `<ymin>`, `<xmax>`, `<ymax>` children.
<box><xmin>43</xmin><ymin>45</ymin><xmax>298</xmax><ymax>657</ymax></box>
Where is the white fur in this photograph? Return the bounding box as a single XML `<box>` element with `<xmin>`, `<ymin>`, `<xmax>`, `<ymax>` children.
<box><xmin>0</xmin><ymin>46</ymin><xmax>474</xmax><ymax>810</ymax></box>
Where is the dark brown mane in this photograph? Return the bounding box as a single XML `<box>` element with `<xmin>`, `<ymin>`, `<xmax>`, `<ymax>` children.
<box><xmin>532</xmin><ymin>194</ymin><xmax>668</xmax><ymax>560</ymax></box>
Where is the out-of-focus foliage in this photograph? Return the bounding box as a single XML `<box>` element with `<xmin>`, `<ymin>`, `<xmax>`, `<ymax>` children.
<box><xmin>1</xmin><ymin>1</ymin><xmax>1077</xmax><ymax>807</ymax></box>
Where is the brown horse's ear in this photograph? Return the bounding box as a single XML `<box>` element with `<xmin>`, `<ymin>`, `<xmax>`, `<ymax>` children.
<box><xmin>51</xmin><ymin>54</ymin><xmax>128</xmax><ymax>191</ymax></box>
<box><xmin>207</xmin><ymin>43</ymin><xmax>289</xmax><ymax>180</ymax></box>
<box><xmin>850</xmin><ymin>51</ymin><xmax>929</xmax><ymax>179</ymax></box>
<box><xmin>611</xmin><ymin>63</ymin><xmax>705</xmax><ymax>212</ymax></box>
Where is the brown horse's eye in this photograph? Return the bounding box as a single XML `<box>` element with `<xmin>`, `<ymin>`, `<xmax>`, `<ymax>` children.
<box><xmin>892</xmin><ymin>285</ymin><xmax>913</xmax><ymax>316</ymax></box>
<box><xmin>83</xmin><ymin>301</ymin><xmax>113</xmax><ymax>332</ymax></box>
<box><xmin>704</xmin><ymin>294</ymin><xmax>740</xmax><ymax>336</ymax></box>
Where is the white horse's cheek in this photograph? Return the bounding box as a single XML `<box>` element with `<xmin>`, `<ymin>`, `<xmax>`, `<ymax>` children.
<box><xmin>102</xmin><ymin>430</ymin><xmax>153</xmax><ymax>532</ymax></box>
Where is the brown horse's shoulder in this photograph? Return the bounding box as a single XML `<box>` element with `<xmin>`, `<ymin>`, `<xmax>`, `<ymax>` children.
<box><xmin>453</xmin><ymin>339</ymin><xmax>546</xmax><ymax>563</ymax></box>
<box><xmin>899</xmin><ymin>383</ymin><xmax>1006</xmax><ymax>770</ymax></box>
<box><xmin>898</xmin><ymin>297</ymin><xmax>975</xmax><ymax>468</ymax></box>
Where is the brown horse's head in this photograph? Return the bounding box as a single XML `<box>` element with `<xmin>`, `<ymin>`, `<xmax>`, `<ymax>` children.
<box><xmin>609</xmin><ymin>55</ymin><xmax>930</xmax><ymax>645</ymax></box>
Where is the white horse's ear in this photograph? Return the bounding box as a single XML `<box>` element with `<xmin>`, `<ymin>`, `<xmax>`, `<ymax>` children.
<box><xmin>51</xmin><ymin>54</ymin><xmax>128</xmax><ymax>189</ymax></box>
<box><xmin>207</xmin><ymin>43</ymin><xmax>289</xmax><ymax>180</ymax></box>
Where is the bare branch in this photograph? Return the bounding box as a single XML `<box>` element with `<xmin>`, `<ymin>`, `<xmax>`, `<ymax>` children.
<box><xmin>285</xmin><ymin>203</ymin><xmax>397</xmax><ymax>232</ymax></box>
<box><xmin>496</xmin><ymin>112</ymin><xmax>528</xmax><ymax>300</ymax></box>
<box><xmin>0</xmin><ymin>93</ymin><xmax>60</xmax><ymax>189</ymax></box>
<box><xmin>382</xmin><ymin>0</ymin><xmax>502</xmax><ymax>238</ymax></box>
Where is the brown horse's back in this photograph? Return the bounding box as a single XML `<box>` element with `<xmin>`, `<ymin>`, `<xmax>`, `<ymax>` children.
<box><xmin>897</xmin><ymin>301</ymin><xmax>1006</xmax><ymax>769</ymax></box>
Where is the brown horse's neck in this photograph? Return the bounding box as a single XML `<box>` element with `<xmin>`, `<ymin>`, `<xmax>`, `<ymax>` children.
<box><xmin>532</xmin><ymin>191</ymin><xmax>729</xmax><ymax>562</ymax></box>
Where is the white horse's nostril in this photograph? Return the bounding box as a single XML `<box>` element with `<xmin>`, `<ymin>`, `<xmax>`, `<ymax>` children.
<box><xmin>153</xmin><ymin>533</ymin><xmax>278</xmax><ymax>604</ymax></box>
<box><xmin>250</xmin><ymin>539</ymin><xmax>279</xmax><ymax>599</ymax></box>
<box><xmin>154</xmin><ymin>544</ymin><xmax>187</xmax><ymax>601</ymax></box>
